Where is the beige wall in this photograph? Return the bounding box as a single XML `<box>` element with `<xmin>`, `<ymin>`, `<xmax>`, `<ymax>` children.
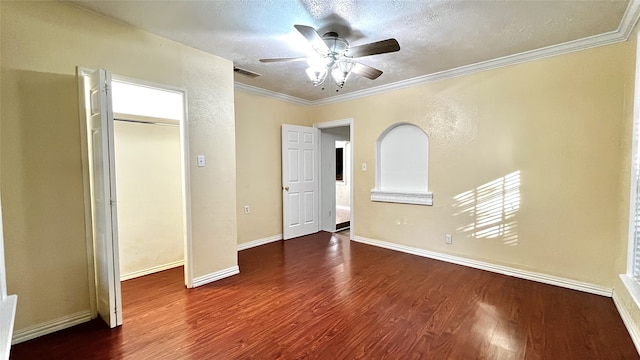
<box><xmin>234</xmin><ymin>90</ymin><xmax>313</xmax><ymax>245</ymax></box>
<box><xmin>114</xmin><ymin>121</ymin><xmax>183</xmax><ymax>278</ymax></box>
<box><xmin>312</xmin><ymin>43</ymin><xmax>630</xmax><ymax>288</ymax></box>
<box><xmin>1</xmin><ymin>1</ymin><xmax>237</xmax><ymax>331</ymax></box>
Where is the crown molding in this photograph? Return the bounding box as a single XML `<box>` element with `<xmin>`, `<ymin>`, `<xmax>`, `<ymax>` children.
<box><xmin>236</xmin><ymin>0</ymin><xmax>640</xmax><ymax>107</ymax></box>
<box><xmin>314</xmin><ymin>33</ymin><xmax>621</xmax><ymax>106</ymax></box>
<box><xmin>314</xmin><ymin>0</ymin><xmax>640</xmax><ymax>106</ymax></box>
<box><xmin>622</xmin><ymin>0</ymin><xmax>640</xmax><ymax>40</ymax></box>
<box><xmin>234</xmin><ymin>82</ymin><xmax>313</xmax><ymax>106</ymax></box>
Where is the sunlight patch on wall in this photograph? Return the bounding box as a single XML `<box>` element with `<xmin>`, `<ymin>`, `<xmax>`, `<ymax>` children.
<box><xmin>453</xmin><ymin>171</ymin><xmax>521</xmax><ymax>246</ymax></box>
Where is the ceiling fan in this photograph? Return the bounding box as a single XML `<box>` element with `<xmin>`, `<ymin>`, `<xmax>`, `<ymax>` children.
<box><xmin>260</xmin><ymin>25</ymin><xmax>400</xmax><ymax>90</ymax></box>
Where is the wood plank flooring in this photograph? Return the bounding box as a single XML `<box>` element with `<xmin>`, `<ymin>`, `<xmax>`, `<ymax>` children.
<box><xmin>10</xmin><ymin>231</ymin><xmax>639</xmax><ymax>359</ymax></box>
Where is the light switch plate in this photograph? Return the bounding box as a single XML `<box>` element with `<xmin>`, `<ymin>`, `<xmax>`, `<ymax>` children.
<box><xmin>197</xmin><ymin>155</ymin><xmax>205</xmax><ymax>167</ymax></box>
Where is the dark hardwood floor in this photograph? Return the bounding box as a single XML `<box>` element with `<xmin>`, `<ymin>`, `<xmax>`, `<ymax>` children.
<box><xmin>10</xmin><ymin>231</ymin><xmax>639</xmax><ymax>359</ymax></box>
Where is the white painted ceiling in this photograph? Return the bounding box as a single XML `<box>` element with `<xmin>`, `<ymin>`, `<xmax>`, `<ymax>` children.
<box><xmin>70</xmin><ymin>0</ymin><xmax>631</xmax><ymax>102</ymax></box>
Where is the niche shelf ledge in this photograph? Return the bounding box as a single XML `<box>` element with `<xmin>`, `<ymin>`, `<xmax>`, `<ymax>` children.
<box><xmin>370</xmin><ymin>189</ymin><xmax>433</xmax><ymax>206</ymax></box>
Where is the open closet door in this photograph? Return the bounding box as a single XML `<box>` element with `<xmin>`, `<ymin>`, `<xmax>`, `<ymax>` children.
<box><xmin>282</xmin><ymin>125</ymin><xmax>320</xmax><ymax>239</ymax></box>
<box><xmin>85</xmin><ymin>69</ymin><xmax>122</xmax><ymax>327</ymax></box>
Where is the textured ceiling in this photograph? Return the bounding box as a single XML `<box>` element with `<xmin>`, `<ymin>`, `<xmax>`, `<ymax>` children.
<box><xmin>70</xmin><ymin>0</ymin><xmax>630</xmax><ymax>101</ymax></box>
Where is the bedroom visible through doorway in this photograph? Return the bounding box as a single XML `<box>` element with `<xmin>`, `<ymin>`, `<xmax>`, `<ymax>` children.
<box><xmin>335</xmin><ymin>140</ymin><xmax>350</xmax><ymax>231</ymax></box>
<box><xmin>317</xmin><ymin>120</ymin><xmax>353</xmax><ymax>237</ymax></box>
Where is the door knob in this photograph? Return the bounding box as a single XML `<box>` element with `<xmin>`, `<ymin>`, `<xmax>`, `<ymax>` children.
<box><xmin>283</xmin><ymin>186</ymin><xmax>289</xmax><ymax>191</ymax></box>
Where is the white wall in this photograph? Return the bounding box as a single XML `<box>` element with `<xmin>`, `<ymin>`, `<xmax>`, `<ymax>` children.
<box><xmin>113</xmin><ymin>121</ymin><xmax>184</xmax><ymax>279</ymax></box>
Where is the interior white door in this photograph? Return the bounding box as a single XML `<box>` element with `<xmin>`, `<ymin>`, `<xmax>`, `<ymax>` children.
<box><xmin>282</xmin><ymin>125</ymin><xmax>320</xmax><ymax>239</ymax></box>
<box><xmin>85</xmin><ymin>69</ymin><xmax>122</xmax><ymax>327</ymax></box>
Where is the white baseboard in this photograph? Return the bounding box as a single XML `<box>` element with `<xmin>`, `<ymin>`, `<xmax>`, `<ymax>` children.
<box><xmin>192</xmin><ymin>266</ymin><xmax>240</xmax><ymax>288</ymax></box>
<box><xmin>238</xmin><ymin>234</ymin><xmax>282</xmax><ymax>251</ymax></box>
<box><xmin>120</xmin><ymin>260</ymin><xmax>184</xmax><ymax>281</ymax></box>
<box><xmin>613</xmin><ymin>290</ymin><xmax>640</xmax><ymax>355</ymax></box>
<box><xmin>336</xmin><ymin>205</ymin><xmax>350</xmax><ymax>211</ymax></box>
<box><xmin>352</xmin><ymin>235</ymin><xmax>612</xmax><ymax>297</ymax></box>
<box><xmin>12</xmin><ymin>310</ymin><xmax>93</xmax><ymax>345</ymax></box>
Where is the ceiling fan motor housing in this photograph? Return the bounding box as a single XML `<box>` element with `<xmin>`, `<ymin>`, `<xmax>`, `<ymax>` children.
<box><xmin>322</xmin><ymin>32</ymin><xmax>350</xmax><ymax>56</ymax></box>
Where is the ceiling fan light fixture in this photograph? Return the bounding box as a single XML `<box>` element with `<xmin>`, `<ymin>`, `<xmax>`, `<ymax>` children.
<box><xmin>331</xmin><ymin>58</ymin><xmax>355</xmax><ymax>88</ymax></box>
<box><xmin>305</xmin><ymin>67</ymin><xmax>328</xmax><ymax>86</ymax></box>
<box><xmin>306</xmin><ymin>56</ymin><xmax>331</xmax><ymax>86</ymax></box>
<box><xmin>261</xmin><ymin>25</ymin><xmax>399</xmax><ymax>90</ymax></box>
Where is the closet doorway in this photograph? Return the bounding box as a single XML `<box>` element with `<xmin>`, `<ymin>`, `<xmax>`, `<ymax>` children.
<box><xmin>110</xmin><ymin>79</ymin><xmax>186</xmax><ymax>283</ymax></box>
<box><xmin>79</xmin><ymin>67</ymin><xmax>192</xmax><ymax>327</ymax></box>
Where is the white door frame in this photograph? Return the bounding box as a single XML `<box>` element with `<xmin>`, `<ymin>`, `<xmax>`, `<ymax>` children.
<box><xmin>314</xmin><ymin>118</ymin><xmax>354</xmax><ymax>239</ymax></box>
<box><xmin>0</xmin><ymin>194</ymin><xmax>18</xmax><ymax>357</ymax></box>
<box><xmin>109</xmin><ymin>73</ymin><xmax>194</xmax><ymax>288</ymax></box>
<box><xmin>77</xmin><ymin>67</ymin><xmax>194</xmax><ymax>322</ymax></box>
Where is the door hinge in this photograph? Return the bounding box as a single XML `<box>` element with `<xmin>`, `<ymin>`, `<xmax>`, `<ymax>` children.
<box><xmin>110</xmin><ymin>199</ymin><xmax>116</xmax><ymax>206</ymax></box>
<box><xmin>104</xmin><ymin>83</ymin><xmax>109</xmax><ymax>94</ymax></box>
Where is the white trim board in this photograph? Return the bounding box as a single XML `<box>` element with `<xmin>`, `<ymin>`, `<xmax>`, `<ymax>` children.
<box><xmin>352</xmin><ymin>235</ymin><xmax>612</xmax><ymax>297</ymax></box>
<box><xmin>238</xmin><ymin>234</ymin><xmax>282</xmax><ymax>251</ymax></box>
<box><xmin>0</xmin><ymin>295</ymin><xmax>17</xmax><ymax>360</ymax></box>
<box><xmin>234</xmin><ymin>0</ymin><xmax>640</xmax><ymax>107</ymax></box>
<box><xmin>76</xmin><ymin>66</ymin><xmax>99</xmax><ymax>319</ymax></box>
<box><xmin>370</xmin><ymin>190</ymin><xmax>433</xmax><ymax>206</ymax></box>
<box><xmin>12</xmin><ymin>310</ymin><xmax>92</xmax><ymax>345</ymax></box>
<box><xmin>120</xmin><ymin>260</ymin><xmax>184</xmax><ymax>281</ymax></box>
<box><xmin>192</xmin><ymin>266</ymin><xmax>240</xmax><ymax>288</ymax></box>
<box><xmin>313</xmin><ymin>118</ymin><xmax>355</xmax><ymax>238</ymax></box>
<box><xmin>234</xmin><ymin>82</ymin><xmax>312</xmax><ymax>107</ymax></box>
<box><xmin>613</xmin><ymin>290</ymin><xmax>640</xmax><ymax>356</ymax></box>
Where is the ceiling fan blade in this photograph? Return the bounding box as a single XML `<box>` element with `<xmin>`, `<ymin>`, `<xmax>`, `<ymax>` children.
<box><xmin>294</xmin><ymin>24</ymin><xmax>329</xmax><ymax>54</ymax></box>
<box><xmin>346</xmin><ymin>39</ymin><xmax>400</xmax><ymax>58</ymax></box>
<box><xmin>351</xmin><ymin>62</ymin><xmax>383</xmax><ymax>80</ymax></box>
<box><xmin>259</xmin><ymin>57</ymin><xmax>307</xmax><ymax>63</ymax></box>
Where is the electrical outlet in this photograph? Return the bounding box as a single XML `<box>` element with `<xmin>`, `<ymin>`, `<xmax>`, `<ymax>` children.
<box><xmin>244</xmin><ymin>205</ymin><xmax>250</xmax><ymax>214</ymax></box>
<box><xmin>445</xmin><ymin>234</ymin><xmax>452</xmax><ymax>244</ymax></box>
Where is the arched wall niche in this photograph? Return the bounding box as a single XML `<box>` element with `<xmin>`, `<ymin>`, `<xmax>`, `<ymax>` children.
<box><xmin>371</xmin><ymin>123</ymin><xmax>433</xmax><ymax>206</ymax></box>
